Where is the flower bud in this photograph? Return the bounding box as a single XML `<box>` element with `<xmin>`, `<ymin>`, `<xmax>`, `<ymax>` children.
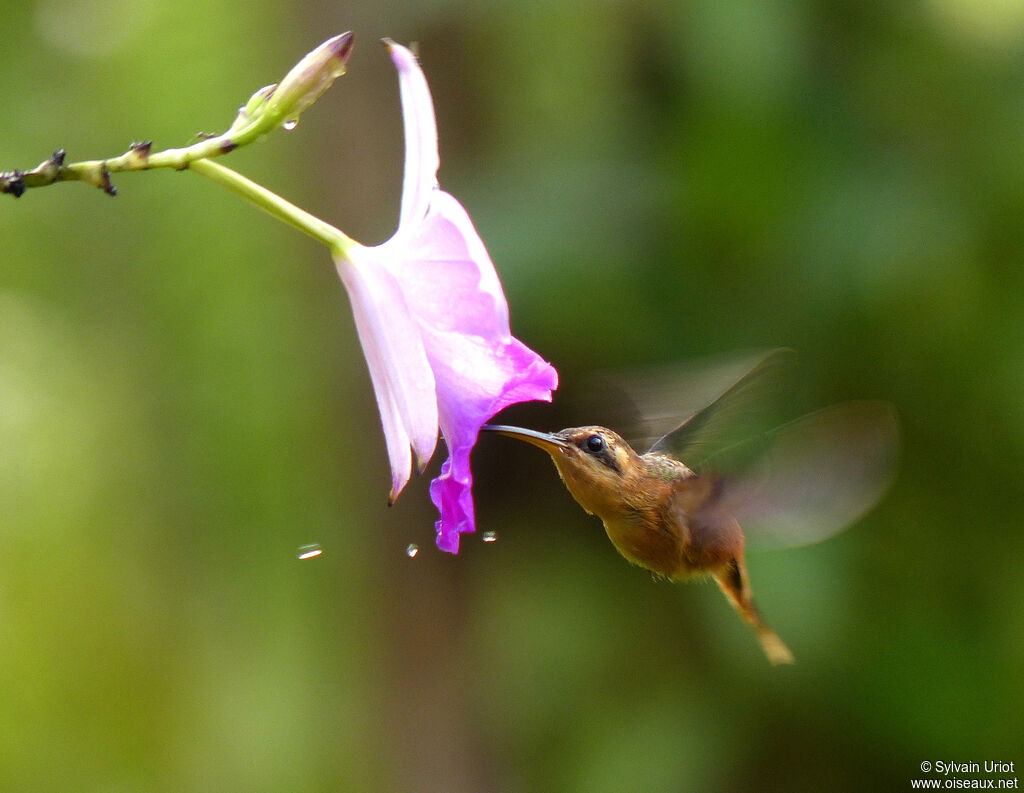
<box><xmin>264</xmin><ymin>32</ymin><xmax>354</xmax><ymax>130</ymax></box>
<box><xmin>227</xmin><ymin>83</ymin><xmax>278</xmax><ymax>133</ymax></box>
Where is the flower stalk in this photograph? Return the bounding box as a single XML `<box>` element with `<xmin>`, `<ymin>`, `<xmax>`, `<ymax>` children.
<box><xmin>188</xmin><ymin>159</ymin><xmax>355</xmax><ymax>254</ymax></box>
<box><xmin>1</xmin><ymin>33</ymin><xmax>354</xmax><ymax>198</ymax></box>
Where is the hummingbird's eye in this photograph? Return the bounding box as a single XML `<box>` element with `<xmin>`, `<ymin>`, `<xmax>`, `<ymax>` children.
<box><xmin>586</xmin><ymin>434</ymin><xmax>606</xmax><ymax>453</ymax></box>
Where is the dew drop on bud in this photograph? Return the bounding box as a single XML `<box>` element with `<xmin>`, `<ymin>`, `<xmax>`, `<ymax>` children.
<box><xmin>283</xmin><ymin>118</ymin><xmax>299</xmax><ymax>131</ymax></box>
<box><xmin>405</xmin><ymin>543</ymin><xmax>420</xmax><ymax>558</ymax></box>
<box><xmin>482</xmin><ymin>531</ymin><xmax>498</xmax><ymax>543</ymax></box>
<box><xmin>297</xmin><ymin>543</ymin><xmax>322</xmax><ymax>560</ymax></box>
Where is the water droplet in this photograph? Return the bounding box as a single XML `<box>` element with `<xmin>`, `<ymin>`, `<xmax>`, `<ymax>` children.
<box><xmin>405</xmin><ymin>543</ymin><xmax>420</xmax><ymax>558</ymax></box>
<box><xmin>297</xmin><ymin>543</ymin><xmax>322</xmax><ymax>560</ymax></box>
<box><xmin>482</xmin><ymin>531</ymin><xmax>498</xmax><ymax>543</ymax></box>
<box><xmin>282</xmin><ymin>118</ymin><xmax>299</xmax><ymax>131</ymax></box>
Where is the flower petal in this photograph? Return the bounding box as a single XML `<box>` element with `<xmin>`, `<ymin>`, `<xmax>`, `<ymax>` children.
<box><xmin>382</xmin><ymin>190</ymin><xmax>509</xmax><ymax>337</ymax></box>
<box><xmin>341</xmin><ymin>38</ymin><xmax>559</xmax><ymax>549</ymax></box>
<box><xmin>385</xmin><ymin>40</ymin><xmax>439</xmax><ymax>230</ymax></box>
<box><xmin>428</xmin><ymin>334</ymin><xmax>558</xmax><ymax>552</ymax></box>
<box><xmin>376</xmin><ymin>186</ymin><xmax>558</xmax><ymax>551</ymax></box>
<box><xmin>334</xmin><ymin>249</ymin><xmax>439</xmax><ymax>500</ymax></box>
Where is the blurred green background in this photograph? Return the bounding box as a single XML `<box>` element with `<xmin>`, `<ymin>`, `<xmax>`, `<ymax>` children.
<box><xmin>2</xmin><ymin>1</ymin><xmax>1022</xmax><ymax>791</ymax></box>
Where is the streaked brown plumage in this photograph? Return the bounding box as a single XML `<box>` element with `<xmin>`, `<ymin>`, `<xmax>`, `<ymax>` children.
<box><xmin>483</xmin><ymin>353</ymin><xmax>897</xmax><ymax>665</ymax></box>
<box><xmin>483</xmin><ymin>423</ymin><xmax>795</xmax><ymax>665</ymax></box>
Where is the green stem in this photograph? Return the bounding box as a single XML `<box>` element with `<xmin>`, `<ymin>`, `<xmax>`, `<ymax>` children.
<box><xmin>1</xmin><ymin>33</ymin><xmax>354</xmax><ymax>199</ymax></box>
<box><xmin>189</xmin><ymin>159</ymin><xmax>355</xmax><ymax>255</ymax></box>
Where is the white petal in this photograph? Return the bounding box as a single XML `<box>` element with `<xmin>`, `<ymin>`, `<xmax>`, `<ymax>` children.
<box><xmin>386</xmin><ymin>40</ymin><xmax>440</xmax><ymax>229</ymax></box>
<box><xmin>334</xmin><ymin>249</ymin><xmax>439</xmax><ymax>499</ymax></box>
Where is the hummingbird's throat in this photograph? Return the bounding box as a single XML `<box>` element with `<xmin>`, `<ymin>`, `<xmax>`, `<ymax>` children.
<box><xmin>551</xmin><ymin>454</ymin><xmax>626</xmax><ymax>520</ymax></box>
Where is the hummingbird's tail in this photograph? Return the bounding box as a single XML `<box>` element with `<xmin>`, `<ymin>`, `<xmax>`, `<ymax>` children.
<box><xmin>754</xmin><ymin>625</ymin><xmax>796</xmax><ymax>666</ymax></box>
<box><xmin>714</xmin><ymin>558</ymin><xmax>795</xmax><ymax>665</ymax></box>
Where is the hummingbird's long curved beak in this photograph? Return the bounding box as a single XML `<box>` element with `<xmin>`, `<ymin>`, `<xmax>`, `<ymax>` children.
<box><xmin>481</xmin><ymin>424</ymin><xmax>568</xmax><ymax>454</ymax></box>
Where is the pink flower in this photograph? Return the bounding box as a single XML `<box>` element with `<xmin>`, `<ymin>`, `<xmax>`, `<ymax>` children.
<box><xmin>332</xmin><ymin>41</ymin><xmax>557</xmax><ymax>553</ymax></box>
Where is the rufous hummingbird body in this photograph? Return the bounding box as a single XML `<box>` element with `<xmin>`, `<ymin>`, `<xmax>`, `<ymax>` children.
<box><xmin>483</xmin><ymin>353</ymin><xmax>897</xmax><ymax>665</ymax></box>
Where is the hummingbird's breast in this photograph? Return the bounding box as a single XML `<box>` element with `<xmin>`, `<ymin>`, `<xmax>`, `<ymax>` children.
<box><xmin>597</xmin><ymin>457</ymin><xmax>695</xmax><ymax>578</ymax></box>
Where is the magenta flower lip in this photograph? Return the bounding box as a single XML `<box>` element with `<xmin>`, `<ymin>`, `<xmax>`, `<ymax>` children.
<box><xmin>332</xmin><ymin>40</ymin><xmax>558</xmax><ymax>553</ymax></box>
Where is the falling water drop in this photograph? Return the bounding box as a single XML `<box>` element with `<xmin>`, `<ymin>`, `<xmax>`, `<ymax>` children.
<box><xmin>297</xmin><ymin>543</ymin><xmax>323</xmax><ymax>560</ymax></box>
<box><xmin>282</xmin><ymin>118</ymin><xmax>299</xmax><ymax>131</ymax></box>
<box><xmin>405</xmin><ymin>543</ymin><xmax>420</xmax><ymax>558</ymax></box>
<box><xmin>482</xmin><ymin>531</ymin><xmax>498</xmax><ymax>543</ymax></box>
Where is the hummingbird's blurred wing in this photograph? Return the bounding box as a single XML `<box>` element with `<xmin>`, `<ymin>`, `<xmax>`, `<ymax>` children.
<box><xmin>674</xmin><ymin>401</ymin><xmax>899</xmax><ymax>550</ymax></box>
<box><xmin>647</xmin><ymin>348</ymin><xmax>794</xmax><ymax>465</ymax></box>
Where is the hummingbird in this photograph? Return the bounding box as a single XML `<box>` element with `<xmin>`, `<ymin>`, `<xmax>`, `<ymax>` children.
<box><xmin>483</xmin><ymin>352</ymin><xmax>897</xmax><ymax>665</ymax></box>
